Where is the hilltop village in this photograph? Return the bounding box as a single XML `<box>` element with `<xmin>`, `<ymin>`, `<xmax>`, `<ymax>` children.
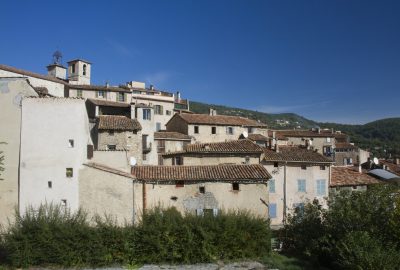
<box><xmin>1</xmin><ymin>54</ymin><xmax>400</xmax><ymax>229</ymax></box>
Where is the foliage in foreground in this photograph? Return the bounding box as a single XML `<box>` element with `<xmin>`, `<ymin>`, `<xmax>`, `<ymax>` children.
<box><xmin>282</xmin><ymin>184</ymin><xmax>400</xmax><ymax>270</ymax></box>
<box><xmin>0</xmin><ymin>205</ymin><xmax>271</xmax><ymax>267</ymax></box>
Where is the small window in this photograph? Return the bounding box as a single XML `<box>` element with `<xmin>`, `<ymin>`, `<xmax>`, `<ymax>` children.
<box><xmin>66</xmin><ymin>168</ymin><xmax>73</xmax><ymax>178</ymax></box>
<box><xmin>269</xmin><ymin>203</ymin><xmax>277</xmax><ymax>218</ymax></box>
<box><xmin>71</xmin><ymin>64</ymin><xmax>75</xmax><ymax>73</ymax></box>
<box><xmin>68</xmin><ymin>139</ymin><xmax>74</xmax><ymax>148</ymax></box>
<box><xmin>248</xmin><ymin>127</ymin><xmax>254</xmax><ymax>134</ymax></box>
<box><xmin>156</xmin><ymin>122</ymin><xmax>161</xmax><ymax>131</ymax></box>
<box><xmin>301</xmin><ymin>165</ymin><xmax>307</xmax><ymax>170</ymax></box>
<box><xmin>211</xmin><ymin>127</ymin><xmax>216</xmax><ymax>134</ymax></box>
<box><xmin>194</xmin><ymin>126</ymin><xmax>199</xmax><ymax>134</ymax></box>
<box><xmin>274</xmin><ymin>162</ymin><xmax>279</xmax><ymax>167</ymax></box>
<box><xmin>107</xmin><ymin>145</ymin><xmax>116</xmax><ymax>150</ymax></box>
<box><xmin>226</xmin><ymin>126</ymin><xmax>234</xmax><ymax>135</ymax></box>
<box><xmin>316</xmin><ymin>179</ymin><xmax>326</xmax><ymax>196</ymax></box>
<box><xmin>83</xmin><ymin>64</ymin><xmax>87</xmax><ymax>76</ymax></box>
<box><xmin>199</xmin><ymin>186</ymin><xmax>205</xmax><ymax>194</ymax></box>
<box><xmin>176</xmin><ymin>180</ymin><xmax>185</xmax><ymax>188</ymax></box>
<box><xmin>98</xmin><ymin>90</ymin><xmax>105</xmax><ymax>98</ymax></box>
<box><xmin>269</xmin><ymin>179</ymin><xmax>275</xmax><ymax>193</ymax></box>
<box><xmin>77</xmin><ymin>90</ymin><xmax>83</xmax><ymax>98</ymax></box>
<box><xmin>48</xmin><ymin>181</ymin><xmax>52</xmax><ymax>188</ymax></box>
<box><xmin>61</xmin><ymin>199</ymin><xmax>67</xmax><ymax>208</ymax></box>
<box><xmin>108</xmin><ymin>131</ymin><xmax>114</xmax><ymax>136</ymax></box>
<box><xmin>166</xmin><ymin>110</ymin><xmax>172</xmax><ymax>115</ymax></box>
<box><xmin>173</xmin><ymin>156</ymin><xmax>183</xmax><ymax>165</ymax></box>
<box><xmin>143</xmin><ymin>109</ymin><xmax>151</xmax><ymax>120</ymax></box>
<box><xmin>154</xmin><ymin>105</ymin><xmax>163</xmax><ymax>115</ymax></box>
<box><xmin>320</xmin><ymin>165</ymin><xmax>326</xmax><ymax>170</ymax></box>
<box><xmin>118</xmin><ymin>92</ymin><xmax>125</xmax><ymax>102</ymax></box>
<box><xmin>232</xmin><ymin>183</ymin><xmax>240</xmax><ymax>191</ymax></box>
<box><xmin>297</xmin><ymin>179</ymin><xmax>306</xmax><ymax>192</ymax></box>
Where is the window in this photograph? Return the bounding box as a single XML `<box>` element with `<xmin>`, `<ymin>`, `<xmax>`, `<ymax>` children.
<box><xmin>344</xmin><ymin>158</ymin><xmax>353</xmax><ymax>165</ymax></box>
<box><xmin>108</xmin><ymin>131</ymin><xmax>114</xmax><ymax>136</ymax></box>
<box><xmin>68</xmin><ymin>139</ymin><xmax>74</xmax><ymax>148</ymax></box>
<box><xmin>269</xmin><ymin>203</ymin><xmax>277</xmax><ymax>218</ymax></box>
<box><xmin>301</xmin><ymin>165</ymin><xmax>307</xmax><ymax>170</ymax></box>
<box><xmin>320</xmin><ymin>165</ymin><xmax>326</xmax><ymax>170</ymax></box>
<box><xmin>211</xmin><ymin>126</ymin><xmax>216</xmax><ymax>134</ymax></box>
<box><xmin>71</xmin><ymin>64</ymin><xmax>75</xmax><ymax>73</ymax></box>
<box><xmin>172</xmin><ymin>156</ymin><xmax>183</xmax><ymax>165</ymax></box>
<box><xmin>61</xmin><ymin>199</ymin><xmax>67</xmax><ymax>207</ymax></box>
<box><xmin>77</xmin><ymin>90</ymin><xmax>83</xmax><ymax>98</ymax></box>
<box><xmin>154</xmin><ymin>105</ymin><xmax>163</xmax><ymax>115</ymax></box>
<box><xmin>83</xmin><ymin>64</ymin><xmax>87</xmax><ymax>76</ymax></box>
<box><xmin>117</xmin><ymin>92</ymin><xmax>125</xmax><ymax>102</ymax></box>
<box><xmin>199</xmin><ymin>186</ymin><xmax>205</xmax><ymax>194</ymax></box>
<box><xmin>143</xmin><ymin>109</ymin><xmax>151</xmax><ymax>120</ymax></box>
<box><xmin>48</xmin><ymin>181</ymin><xmax>52</xmax><ymax>188</ymax></box>
<box><xmin>156</xmin><ymin>122</ymin><xmax>161</xmax><ymax>131</ymax></box>
<box><xmin>66</xmin><ymin>168</ymin><xmax>73</xmax><ymax>178</ymax></box>
<box><xmin>98</xmin><ymin>90</ymin><xmax>105</xmax><ymax>98</ymax></box>
<box><xmin>297</xmin><ymin>179</ymin><xmax>306</xmax><ymax>192</ymax></box>
<box><xmin>316</xmin><ymin>179</ymin><xmax>326</xmax><ymax>196</ymax></box>
<box><xmin>269</xmin><ymin>179</ymin><xmax>275</xmax><ymax>193</ymax></box>
<box><xmin>157</xmin><ymin>140</ymin><xmax>165</xmax><ymax>153</ymax></box>
<box><xmin>194</xmin><ymin>126</ymin><xmax>199</xmax><ymax>134</ymax></box>
<box><xmin>107</xmin><ymin>144</ymin><xmax>116</xmax><ymax>150</ymax></box>
<box><xmin>232</xmin><ymin>183</ymin><xmax>240</xmax><ymax>191</ymax></box>
<box><xmin>326</xmin><ymin>137</ymin><xmax>331</xmax><ymax>143</ymax></box>
<box><xmin>274</xmin><ymin>162</ymin><xmax>279</xmax><ymax>168</ymax></box>
<box><xmin>226</xmin><ymin>126</ymin><xmax>234</xmax><ymax>135</ymax></box>
<box><xmin>175</xmin><ymin>180</ymin><xmax>185</xmax><ymax>188</ymax></box>
<box><xmin>166</xmin><ymin>110</ymin><xmax>172</xmax><ymax>115</ymax></box>
<box><xmin>248</xmin><ymin>127</ymin><xmax>254</xmax><ymax>134</ymax></box>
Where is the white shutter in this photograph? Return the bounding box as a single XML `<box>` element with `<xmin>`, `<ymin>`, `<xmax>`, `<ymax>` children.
<box><xmin>196</xmin><ymin>209</ymin><xmax>204</xmax><ymax>216</ymax></box>
<box><xmin>213</xmin><ymin>208</ymin><xmax>219</xmax><ymax>217</ymax></box>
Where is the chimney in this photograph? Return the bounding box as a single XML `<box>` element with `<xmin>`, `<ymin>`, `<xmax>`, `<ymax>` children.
<box><xmin>395</xmin><ymin>158</ymin><xmax>400</xmax><ymax>165</ymax></box>
<box><xmin>105</xmin><ymin>81</ymin><xmax>109</xmax><ymax>88</ymax></box>
<box><xmin>209</xmin><ymin>108</ymin><xmax>217</xmax><ymax>116</ymax></box>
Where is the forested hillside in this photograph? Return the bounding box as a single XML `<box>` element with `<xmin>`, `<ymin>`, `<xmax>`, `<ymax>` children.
<box><xmin>189</xmin><ymin>101</ymin><xmax>400</xmax><ymax>157</ymax></box>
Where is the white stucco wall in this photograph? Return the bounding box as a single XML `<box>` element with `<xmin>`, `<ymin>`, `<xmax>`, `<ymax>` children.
<box><xmin>0</xmin><ymin>69</ymin><xmax>65</xmax><ymax>97</ymax></box>
<box><xmin>0</xmin><ymin>78</ymin><xmax>38</xmax><ymax>227</ymax></box>
<box><xmin>19</xmin><ymin>98</ymin><xmax>92</xmax><ymax>213</ymax></box>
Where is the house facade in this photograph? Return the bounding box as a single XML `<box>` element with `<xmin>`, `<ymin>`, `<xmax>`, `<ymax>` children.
<box><xmin>154</xmin><ymin>131</ymin><xmax>192</xmax><ymax>165</ymax></box>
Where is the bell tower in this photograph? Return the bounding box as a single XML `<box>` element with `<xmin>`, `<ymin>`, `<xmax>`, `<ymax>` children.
<box><xmin>67</xmin><ymin>59</ymin><xmax>91</xmax><ymax>85</ymax></box>
<box><xmin>47</xmin><ymin>50</ymin><xmax>67</xmax><ymax>80</ymax></box>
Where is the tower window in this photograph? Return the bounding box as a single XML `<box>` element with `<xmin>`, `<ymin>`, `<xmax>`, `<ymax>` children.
<box><xmin>83</xmin><ymin>64</ymin><xmax>87</xmax><ymax>76</ymax></box>
<box><xmin>232</xmin><ymin>183</ymin><xmax>240</xmax><ymax>191</ymax></box>
<box><xmin>48</xmin><ymin>181</ymin><xmax>52</xmax><ymax>188</ymax></box>
<box><xmin>71</xmin><ymin>64</ymin><xmax>75</xmax><ymax>73</ymax></box>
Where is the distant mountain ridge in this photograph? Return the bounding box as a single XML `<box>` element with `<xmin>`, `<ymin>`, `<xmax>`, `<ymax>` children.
<box><xmin>189</xmin><ymin>101</ymin><xmax>400</xmax><ymax>157</ymax></box>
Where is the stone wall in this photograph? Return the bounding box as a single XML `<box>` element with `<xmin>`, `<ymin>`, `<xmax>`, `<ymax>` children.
<box><xmin>163</xmin><ymin>155</ymin><xmax>260</xmax><ymax>166</ymax></box>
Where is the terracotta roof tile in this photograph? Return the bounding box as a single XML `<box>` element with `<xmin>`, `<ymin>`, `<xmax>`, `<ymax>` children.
<box><xmin>268</xmin><ymin>130</ymin><xmax>288</xmax><ymax>140</ymax></box>
<box><xmin>248</xmin><ymin>134</ymin><xmax>269</xmax><ymax>141</ymax></box>
<box><xmin>276</xmin><ymin>130</ymin><xmax>335</xmax><ymax>138</ymax></box>
<box><xmin>87</xmin><ymin>98</ymin><xmax>130</xmax><ymax>108</ymax></box>
<box><xmin>163</xmin><ymin>139</ymin><xmax>264</xmax><ymax>156</ymax></box>
<box><xmin>379</xmin><ymin>160</ymin><xmax>400</xmax><ymax>176</ymax></box>
<box><xmin>98</xmin><ymin>115</ymin><xmax>141</xmax><ymax>131</ymax></box>
<box><xmin>263</xmin><ymin>146</ymin><xmax>333</xmax><ymax>163</ymax></box>
<box><xmin>173</xmin><ymin>113</ymin><xmax>267</xmax><ymax>127</ymax></box>
<box><xmin>331</xmin><ymin>166</ymin><xmax>383</xmax><ymax>187</ymax></box>
<box><xmin>70</xmin><ymin>84</ymin><xmax>131</xmax><ymax>93</ymax></box>
<box><xmin>131</xmin><ymin>164</ymin><xmax>271</xmax><ymax>182</ymax></box>
<box><xmin>154</xmin><ymin>131</ymin><xmax>191</xmax><ymax>141</ymax></box>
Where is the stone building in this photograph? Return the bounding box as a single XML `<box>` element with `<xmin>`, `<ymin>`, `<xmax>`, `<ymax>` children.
<box><xmin>154</xmin><ymin>131</ymin><xmax>192</xmax><ymax>165</ymax></box>
<box><xmin>262</xmin><ymin>145</ymin><xmax>333</xmax><ymax>229</ymax></box>
<box><xmin>131</xmin><ymin>164</ymin><xmax>271</xmax><ymax>219</ymax></box>
<box><xmin>334</xmin><ymin>142</ymin><xmax>370</xmax><ymax>166</ymax></box>
<box><xmin>166</xmin><ymin>113</ymin><xmax>268</xmax><ymax>144</ymax></box>
<box><xmin>162</xmin><ymin>139</ymin><xmax>263</xmax><ymax>166</ymax></box>
<box><xmin>330</xmin><ymin>166</ymin><xmax>384</xmax><ymax>195</ymax></box>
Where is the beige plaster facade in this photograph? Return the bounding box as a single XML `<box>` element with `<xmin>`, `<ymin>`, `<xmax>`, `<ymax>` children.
<box><xmin>163</xmin><ymin>155</ymin><xmax>260</xmax><ymax>166</ymax></box>
<box><xmin>0</xmin><ymin>78</ymin><xmax>38</xmax><ymax>227</ymax></box>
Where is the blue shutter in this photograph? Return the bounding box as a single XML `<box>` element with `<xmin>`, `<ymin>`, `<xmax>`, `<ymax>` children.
<box><xmin>317</xmin><ymin>179</ymin><xmax>326</xmax><ymax>196</ymax></box>
<box><xmin>269</xmin><ymin>203</ymin><xmax>277</xmax><ymax>218</ymax></box>
<box><xmin>297</xmin><ymin>179</ymin><xmax>306</xmax><ymax>192</ymax></box>
<box><xmin>269</xmin><ymin>179</ymin><xmax>275</xmax><ymax>193</ymax></box>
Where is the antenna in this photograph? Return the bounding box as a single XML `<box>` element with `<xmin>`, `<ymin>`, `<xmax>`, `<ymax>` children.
<box><xmin>130</xmin><ymin>157</ymin><xmax>137</xmax><ymax>166</ymax></box>
<box><xmin>52</xmin><ymin>50</ymin><xmax>63</xmax><ymax>65</ymax></box>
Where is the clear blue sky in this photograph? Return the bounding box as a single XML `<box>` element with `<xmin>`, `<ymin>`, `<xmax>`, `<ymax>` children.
<box><xmin>1</xmin><ymin>0</ymin><xmax>399</xmax><ymax>124</ymax></box>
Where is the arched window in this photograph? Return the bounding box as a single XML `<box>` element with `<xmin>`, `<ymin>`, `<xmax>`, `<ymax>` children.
<box><xmin>83</xmin><ymin>64</ymin><xmax>87</xmax><ymax>76</ymax></box>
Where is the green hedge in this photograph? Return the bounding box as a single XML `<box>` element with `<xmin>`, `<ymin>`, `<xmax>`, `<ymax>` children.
<box><xmin>0</xmin><ymin>205</ymin><xmax>271</xmax><ymax>267</ymax></box>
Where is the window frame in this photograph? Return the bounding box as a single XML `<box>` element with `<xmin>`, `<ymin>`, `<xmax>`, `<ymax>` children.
<box><xmin>143</xmin><ymin>109</ymin><xmax>151</xmax><ymax>120</ymax></box>
<box><xmin>211</xmin><ymin>126</ymin><xmax>216</xmax><ymax>134</ymax></box>
<box><xmin>66</xmin><ymin>168</ymin><xmax>73</xmax><ymax>178</ymax></box>
<box><xmin>297</xmin><ymin>179</ymin><xmax>306</xmax><ymax>192</ymax></box>
<box><xmin>269</xmin><ymin>179</ymin><xmax>276</xmax><ymax>193</ymax></box>
<box><xmin>316</xmin><ymin>179</ymin><xmax>326</xmax><ymax>196</ymax></box>
<box><xmin>232</xmin><ymin>182</ymin><xmax>240</xmax><ymax>191</ymax></box>
<box><xmin>194</xmin><ymin>126</ymin><xmax>199</xmax><ymax>134</ymax></box>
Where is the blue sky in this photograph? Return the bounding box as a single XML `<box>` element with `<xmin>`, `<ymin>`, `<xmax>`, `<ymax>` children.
<box><xmin>1</xmin><ymin>0</ymin><xmax>399</xmax><ymax>124</ymax></box>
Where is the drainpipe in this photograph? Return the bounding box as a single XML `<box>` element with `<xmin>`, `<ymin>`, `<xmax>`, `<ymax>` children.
<box><xmin>142</xmin><ymin>181</ymin><xmax>147</xmax><ymax>214</ymax></box>
<box><xmin>132</xmin><ymin>180</ymin><xmax>135</xmax><ymax>224</ymax></box>
<box><xmin>283</xmin><ymin>161</ymin><xmax>287</xmax><ymax>225</ymax></box>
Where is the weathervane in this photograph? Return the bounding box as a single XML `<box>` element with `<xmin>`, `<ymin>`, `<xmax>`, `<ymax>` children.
<box><xmin>52</xmin><ymin>50</ymin><xmax>63</xmax><ymax>65</ymax></box>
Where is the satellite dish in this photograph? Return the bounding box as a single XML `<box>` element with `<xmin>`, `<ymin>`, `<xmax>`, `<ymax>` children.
<box><xmin>242</xmin><ymin>131</ymin><xmax>248</xmax><ymax>138</ymax></box>
<box><xmin>373</xmin><ymin>157</ymin><xmax>379</xmax><ymax>165</ymax></box>
<box><xmin>130</xmin><ymin>157</ymin><xmax>137</xmax><ymax>166</ymax></box>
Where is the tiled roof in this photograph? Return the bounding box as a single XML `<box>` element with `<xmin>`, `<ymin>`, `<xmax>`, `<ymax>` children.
<box><xmin>248</xmin><ymin>133</ymin><xmax>269</xmax><ymax>142</ymax></box>
<box><xmin>263</xmin><ymin>146</ymin><xmax>333</xmax><ymax>163</ymax></box>
<box><xmin>154</xmin><ymin>131</ymin><xmax>191</xmax><ymax>141</ymax></box>
<box><xmin>379</xmin><ymin>160</ymin><xmax>400</xmax><ymax>176</ymax></box>
<box><xmin>70</xmin><ymin>84</ymin><xmax>131</xmax><ymax>93</ymax></box>
<box><xmin>0</xmin><ymin>64</ymin><xmax>67</xmax><ymax>84</ymax></box>
<box><xmin>276</xmin><ymin>130</ymin><xmax>335</xmax><ymax>138</ymax></box>
<box><xmin>98</xmin><ymin>115</ymin><xmax>141</xmax><ymax>131</ymax></box>
<box><xmin>331</xmin><ymin>166</ymin><xmax>383</xmax><ymax>187</ymax></box>
<box><xmin>84</xmin><ymin>163</ymin><xmax>135</xmax><ymax>179</ymax></box>
<box><xmin>171</xmin><ymin>113</ymin><xmax>267</xmax><ymax>127</ymax></box>
<box><xmin>87</xmin><ymin>98</ymin><xmax>130</xmax><ymax>108</ymax></box>
<box><xmin>335</xmin><ymin>142</ymin><xmax>358</xmax><ymax>150</ymax></box>
<box><xmin>163</xmin><ymin>139</ymin><xmax>264</xmax><ymax>156</ymax></box>
<box><xmin>131</xmin><ymin>164</ymin><xmax>271</xmax><ymax>182</ymax></box>
<box><xmin>268</xmin><ymin>130</ymin><xmax>288</xmax><ymax>140</ymax></box>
